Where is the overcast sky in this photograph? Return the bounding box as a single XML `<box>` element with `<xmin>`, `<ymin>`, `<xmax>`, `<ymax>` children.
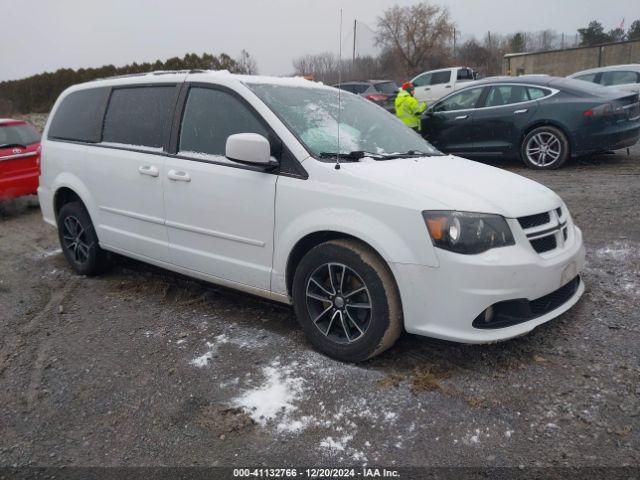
<box><xmin>1</xmin><ymin>0</ymin><xmax>637</xmax><ymax>81</ymax></box>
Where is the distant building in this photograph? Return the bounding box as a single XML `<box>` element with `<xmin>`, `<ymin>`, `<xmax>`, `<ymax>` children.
<box><xmin>503</xmin><ymin>39</ymin><xmax>640</xmax><ymax>77</ymax></box>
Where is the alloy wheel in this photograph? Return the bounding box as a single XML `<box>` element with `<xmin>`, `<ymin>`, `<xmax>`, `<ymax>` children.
<box><xmin>305</xmin><ymin>262</ymin><xmax>372</xmax><ymax>344</ymax></box>
<box><xmin>62</xmin><ymin>215</ymin><xmax>91</xmax><ymax>264</ymax></box>
<box><xmin>525</xmin><ymin>132</ymin><xmax>562</xmax><ymax>167</ymax></box>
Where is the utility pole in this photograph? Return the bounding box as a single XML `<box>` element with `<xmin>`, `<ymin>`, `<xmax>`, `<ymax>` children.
<box><xmin>352</xmin><ymin>19</ymin><xmax>357</xmax><ymax>65</ymax></box>
<box><xmin>453</xmin><ymin>28</ymin><xmax>456</xmax><ymax>57</ymax></box>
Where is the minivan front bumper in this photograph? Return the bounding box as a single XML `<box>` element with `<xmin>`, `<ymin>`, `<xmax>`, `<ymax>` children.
<box><xmin>392</xmin><ymin>225</ymin><xmax>586</xmax><ymax>343</ymax></box>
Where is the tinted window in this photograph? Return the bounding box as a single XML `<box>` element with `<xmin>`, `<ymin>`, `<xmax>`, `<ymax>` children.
<box><xmin>350</xmin><ymin>84</ymin><xmax>369</xmax><ymax>94</ymax></box>
<box><xmin>0</xmin><ymin>124</ymin><xmax>40</xmax><ymax>146</ymax></box>
<box><xmin>602</xmin><ymin>71</ymin><xmax>640</xmax><ymax>86</ymax></box>
<box><xmin>413</xmin><ymin>74</ymin><xmax>431</xmax><ymax>87</ymax></box>
<box><xmin>336</xmin><ymin>84</ymin><xmax>354</xmax><ymax>93</ymax></box>
<box><xmin>48</xmin><ymin>88</ymin><xmax>109</xmax><ymax>142</ymax></box>
<box><xmin>179</xmin><ymin>87</ymin><xmax>269</xmax><ymax>157</ymax></box>
<box><xmin>430</xmin><ymin>71</ymin><xmax>452</xmax><ymax>85</ymax></box>
<box><xmin>457</xmin><ymin>68</ymin><xmax>473</xmax><ymax>81</ymax></box>
<box><xmin>102</xmin><ymin>86</ymin><xmax>176</xmax><ymax>148</ymax></box>
<box><xmin>527</xmin><ymin>87</ymin><xmax>551</xmax><ymax>100</ymax></box>
<box><xmin>433</xmin><ymin>88</ymin><xmax>484</xmax><ymax>112</ymax></box>
<box><xmin>575</xmin><ymin>73</ymin><xmax>598</xmax><ymax>83</ymax></box>
<box><xmin>373</xmin><ymin>81</ymin><xmax>398</xmax><ymax>94</ymax></box>
<box><xmin>549</xmin><ymin>78</ymin><xmax>612</xmax><ymax>97</ymax></box>
<box><xmin>485</xmin><ymin>85</ymin><xmax>529</xmax><ymax>107</ymax></box>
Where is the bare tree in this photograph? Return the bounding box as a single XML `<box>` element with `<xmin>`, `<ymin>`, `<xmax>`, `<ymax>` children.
<box><xmin>236</xmin><ymin>50</ymin><xmax>258</xmax><ymax>75</ymax></box>
<box><xmin>375</xmin><ymin>2</ymin><xmax>454</xmax><ymax>76</ymax></box>
<box><xmin>292</xmin><ymin>52</ymin><xmax>341</xmax><ymax>83</ymax></box>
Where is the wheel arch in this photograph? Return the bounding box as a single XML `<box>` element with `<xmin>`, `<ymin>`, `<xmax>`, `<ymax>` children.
<box><xmin>285</xmin><ymin>230</ymin><xmax>400</xmax><ymax>300</ymax></box>
<box><xmin>519</xmin><ymin>120</ymin><xmax>573</xmax><ymax>156</ymax></box>
<box><xmin>51</xmin><ymin>174</ymin><xmax>99</xmax><ymax>230</ymax></box>
<box><xmin>54</xmin><ymin>187</ymin><xmax>83</xmax><ymax>218</ymax></box>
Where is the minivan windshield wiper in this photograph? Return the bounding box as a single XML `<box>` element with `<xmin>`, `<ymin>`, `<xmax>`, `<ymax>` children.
<box><xmin>318</xmin><ymin>151</ymin><xmax>386</xmax><ymax>160</ymax></box>
<box><xmin>380</xmin><ymin>150</ymin><xmax>442</xmax><ymax>159</ymax></box>
<box><xmin>318</xmin><ymin>150</ymin><xmax>442</xmax><ymax>161</ymax></box>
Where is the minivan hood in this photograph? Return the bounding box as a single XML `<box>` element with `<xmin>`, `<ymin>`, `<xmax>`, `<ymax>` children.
<box><xmin>346</xmin><ymin>155</ymin><xmax>560</xmax><ymax>218</ymax></box>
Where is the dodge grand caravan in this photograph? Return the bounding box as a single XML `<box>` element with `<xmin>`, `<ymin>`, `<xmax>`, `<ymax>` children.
<box><xmin>38</xmin><ymin>70</ymin><xmax>586</xmax><ymax>362</ymax></box>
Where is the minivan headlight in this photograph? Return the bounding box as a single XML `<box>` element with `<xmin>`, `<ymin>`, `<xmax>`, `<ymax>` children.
<box><xmin>422</xmin><ymin>211</ymin><xmax>515</xmax><ymax>254</ymax></box>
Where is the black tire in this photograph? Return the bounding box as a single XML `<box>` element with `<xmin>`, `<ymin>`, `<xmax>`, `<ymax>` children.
<box><xmin>57</xmin><ymin>202</ymin><xmax>109</xmax><ymax>276</ymax></box>
<box><xmin>292</xmin><ymin>239</ymin><xmax>402</xmax><ymax>362</ymax></box>
<box><xmin>520</xmin><ymin>126</ymin><xmax>570</xmax><ymax>170</ymax></box>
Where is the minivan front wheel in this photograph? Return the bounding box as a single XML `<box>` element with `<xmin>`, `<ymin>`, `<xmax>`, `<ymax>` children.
<box><xmin>521</xmin><ymin>126</ymin><xmax>569</xmax><ymax>170</ymax></box>
<box><xmin>292</xmin><ymin>239</ymin><xmax>402</xmax><ymax>362</ymax></box>
<box><xmin>57</xmin><ymin>202</ymin><xmax>109</xmax><ymax>276</ymax></box>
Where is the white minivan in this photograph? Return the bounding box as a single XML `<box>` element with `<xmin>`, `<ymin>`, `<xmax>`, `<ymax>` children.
<box><xmin>38</xmin><ymin>70</ymin><xmax>586</xmax><ymax>362</ymax></box>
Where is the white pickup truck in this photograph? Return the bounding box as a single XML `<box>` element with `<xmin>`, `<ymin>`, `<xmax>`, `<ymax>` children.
<box><xmin>411</xmin><ymin>66</ymin><xmax>477</xmax><ymax>104</ymax></box>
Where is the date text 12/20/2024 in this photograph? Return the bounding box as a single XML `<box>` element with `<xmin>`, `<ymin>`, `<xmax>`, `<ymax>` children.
<box><xmin>233</xmin><ymin>468</ymin><xmax>400</xmax><ymax>478</ymax></box>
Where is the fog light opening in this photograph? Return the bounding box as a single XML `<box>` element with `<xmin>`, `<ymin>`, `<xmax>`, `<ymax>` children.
<box><xmin>484</xmin><ymin>305</ymin><xmax>494</xmax><ymax>323</ymax></box>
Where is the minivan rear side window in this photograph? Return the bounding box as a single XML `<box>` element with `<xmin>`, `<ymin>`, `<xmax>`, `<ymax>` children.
<box><xmin>48</xmin><ymin>88</ymin><xmax>109</xmax><ymax>143</ymax></box>
<box><xmin>102</xmin><ymin>86</ymin><xmax>176</xmax><ymax>149</ymax></box>
<box><xmin>179</xmin><ymin>87</ymin><xmax>269</xmax><ymax>157</ymax></box>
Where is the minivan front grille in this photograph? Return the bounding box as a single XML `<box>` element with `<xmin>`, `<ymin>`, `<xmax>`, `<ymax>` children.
<box><xmin>518</xmin><ymin>207</ymin><xmax>568</xmax><ymax>255</ymax></box>
<box><xmin>530</xmin><ymin>235</ymin><xmax>557</xmax><ymax>253</ymax></box>
<box><xmin>518</xmin><ymin>212</ymin><xmax>550</xmax><ymax>229</ymax></box>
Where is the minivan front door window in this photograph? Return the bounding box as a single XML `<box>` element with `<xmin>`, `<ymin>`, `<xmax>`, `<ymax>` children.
<box><xmin>179</xmin><ymin>87</ymin><xmax>270</xmax><ymax>161</ymax></box>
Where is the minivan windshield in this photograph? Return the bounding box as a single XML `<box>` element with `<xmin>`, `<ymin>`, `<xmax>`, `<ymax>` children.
<box><xmin>247</xmin><ymin>83</ymin><xmax>441</xmax><ymax>160</ymax></box>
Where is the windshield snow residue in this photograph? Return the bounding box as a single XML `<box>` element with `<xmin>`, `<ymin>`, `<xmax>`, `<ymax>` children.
<box><xmin>247</xmin><ymin>83</ymin><xmax>439</xmax><ymax>159</ymax></box>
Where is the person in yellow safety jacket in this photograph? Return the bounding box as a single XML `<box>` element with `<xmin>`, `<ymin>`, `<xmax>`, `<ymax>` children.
<box><xmin>395</xmin><ymin>82</ymin><xmax>427</xmax><ymax>132</ymax></box>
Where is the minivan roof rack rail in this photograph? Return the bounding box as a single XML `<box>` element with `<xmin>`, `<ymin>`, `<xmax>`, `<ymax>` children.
<box><xmin>96</xmin><ymin>69</ymin><xmax>209</xmax><ymax>81</ymax></box>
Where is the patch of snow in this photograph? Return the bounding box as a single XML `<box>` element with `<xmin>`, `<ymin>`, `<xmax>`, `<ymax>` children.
<box><xmin>189</xmin><ymin>342</ymin><xmax>216</xmax><ymax>368</ymax></box>
<box><xmin>595</xmin><ymin>242</ymin><xmax>637</xmax><ymax>260</ymax></box>
<box><xmin>319</xmin><ymin>435</ymin><xmax>353</xmax><ymax>452</ymax></box>
<box><xmin>384</xmin><ymin>412</ymin><xmax>398</xmax><ymax>422</ymax></box>
<box><xmin>277</xmin><ymin>415</ymin><xmax>314</xmax><ymax>434</ymax></box>
<box><xmin>41</xmin><ymin>248</ymin><xmax>62</xmax><ymax>258</ymax></box>
<box><xmin>100</xmin><ymin>141</ymin><xmax>163</xmax><ymax>153</ymax></box>
<box><xmin>463</xmin><ymin>428</ymin><xmax>482</xmax><ymax>445</ymax></box>
<box><xmin>242</xmin><ymin>75</ymin><xmax>330</xmax><ymax>89</ymax></box>
<box><xmin>219</xmin><ymin>377</ymin><xmax>240</xmax><ymax>388</ymax></box>
<box><xmin>233</xmin><ymin>363</ymin><xmax>304</xmax><ymax>427</ymax></box>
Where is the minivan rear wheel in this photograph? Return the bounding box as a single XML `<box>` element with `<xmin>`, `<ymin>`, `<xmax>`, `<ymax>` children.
<box><xmin>57</xmin><ymin>202</ymin><xmax>109</xmax><ymax>276</ymax></box>
<box><xmin>292</xmin><ymin>239</ymin><xmax>402</xmax><ymax>362</ymax></box>
<box><xmin>521</xmin><ymin>126</ymin><xmax>569</xmax><ymax>170</ymax></box>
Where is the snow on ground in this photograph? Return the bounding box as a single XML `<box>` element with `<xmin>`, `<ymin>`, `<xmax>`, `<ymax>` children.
<box><xmin>232</xmin><ymin>361</ymin><xmax>304</xmax><ymax>427</ymax></box>
<box><xmin>189</xmin><ymin>341</ymin><xmax>216</xmax><ymax>368</ymax></box>
<box><xmin>594</xmin><ymin>241</ymin><xmax>638</xmax><ymax>261</ymax></box>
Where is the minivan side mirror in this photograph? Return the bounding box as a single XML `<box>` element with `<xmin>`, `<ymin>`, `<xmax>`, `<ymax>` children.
<box><xmin>225</xmin><ymin>133</ymin><xmax>274</xmax><ymax>166</ymax></box>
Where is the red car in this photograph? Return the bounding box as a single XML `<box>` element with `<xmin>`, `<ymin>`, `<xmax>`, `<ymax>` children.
<box><xmin>0</xmin><ymin>119</ymin><xmax>41</xmax><ymax>200</ymax></box>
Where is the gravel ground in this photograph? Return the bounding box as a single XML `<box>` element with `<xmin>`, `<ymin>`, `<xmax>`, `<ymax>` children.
<box><xmin>0</xmin><ymin>144</ymin><xmax>639</xmax><ymax>470</ymax></box>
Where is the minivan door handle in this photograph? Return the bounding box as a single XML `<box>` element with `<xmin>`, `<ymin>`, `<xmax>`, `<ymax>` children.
<box><xmin>513</xmin><ymin>109</ymin><xmax>529</xmax><ymax>114</ymax></box>
<box><xmin>167</xmin><ymin>169</ymin><xmax>191</xmax><ymax>182</ymax></box>
<box><xmin>138</xmin><ymin>165</ymin><xmax>159</xmax><ymax>177</ymax></box>
<box><xmin>455</xmin><ymin>114</ymin><xmax>468</xmax><ymax>120</ymax></box>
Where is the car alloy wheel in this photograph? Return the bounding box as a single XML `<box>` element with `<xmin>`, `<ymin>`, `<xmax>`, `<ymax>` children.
<box><xmin>525</xmin><ymin>131</ymin><xmax>562</xmax><ymax>167</ymax></box>
<box><xmin>305</xmin><ymin>262</ymin><xmax>372</xmax><ymax>344</ymax></box>
<box><xmin>61</xmin><ymin>214</ymin><xmax>92</xmax><ymax>264</ymax></box>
